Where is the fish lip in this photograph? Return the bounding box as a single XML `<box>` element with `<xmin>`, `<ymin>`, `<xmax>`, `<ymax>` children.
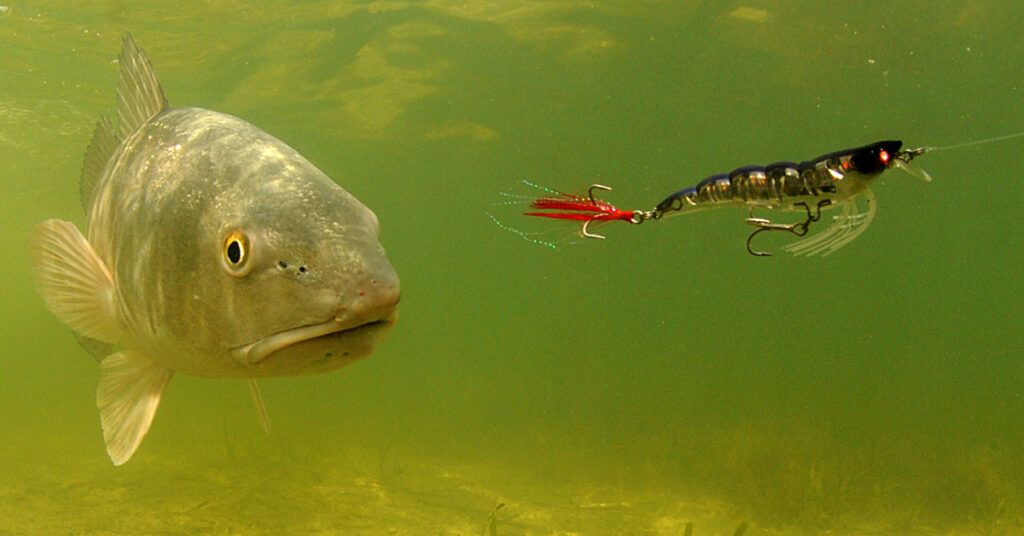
<box><xmin>231</xmin><ymin>307</ymin><xmax>397</xmax><ymax>366</ymax></box>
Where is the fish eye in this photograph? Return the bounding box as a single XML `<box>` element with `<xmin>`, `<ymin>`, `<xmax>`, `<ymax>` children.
<box><xmin>222</xmin><ymin>231</ymin><xmax>253</xmax><ymax>277</ymax></box>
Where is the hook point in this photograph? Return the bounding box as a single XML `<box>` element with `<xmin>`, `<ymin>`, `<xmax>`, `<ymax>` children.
<box><xmin>581</xmin><ymin>219</ymin><xmax>606</xmax><ymax>239</ymax></box>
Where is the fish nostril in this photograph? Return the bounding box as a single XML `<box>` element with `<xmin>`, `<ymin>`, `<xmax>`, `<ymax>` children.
<box><xmin>277</xmin><ymin>260</ymin><xmax>310</xmax><ymax>275</ymax></box>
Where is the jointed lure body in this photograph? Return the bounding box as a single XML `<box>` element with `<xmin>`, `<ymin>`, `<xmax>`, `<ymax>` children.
<box><xmin>516</xmin><ymin>140</ymin><xmax>929</xmax><ymax>256</ymax></box>
<box><xmin>653</xmin><ymin>140</ymin><xmax>927</xmax><ymax>256</ymax></box>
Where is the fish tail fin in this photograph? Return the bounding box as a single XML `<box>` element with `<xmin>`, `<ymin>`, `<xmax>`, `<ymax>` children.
<box><xmin>29</xmin><ymin>219</ymin><xmax>121</xmax><ymax>343</ymax></box>
<box><xmin>97</xmin><ymin>350</ymin><xmax>174</xmax><ymax>465</ymax></box>
<box><xmin>117</xmin><ymin>32</ymin><xmax>168</xmax><ymax>139</ymax></box>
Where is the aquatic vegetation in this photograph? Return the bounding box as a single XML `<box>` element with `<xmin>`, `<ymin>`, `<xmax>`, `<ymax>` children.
<box><xmin>377</xmin><ymin>444</ymin><xmax>410</xmax><ymax>485</ymax></box>
<box><xmin>481</xmin><ymin>503</ymin><xmax>503</xmax><ymax>536</ymax></box>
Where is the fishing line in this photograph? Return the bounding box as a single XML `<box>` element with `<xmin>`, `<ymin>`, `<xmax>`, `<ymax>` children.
<box><xmin>925</xmin><ymin>130</ymin><xmax>1024</xmax><ymax>152</ymax></box>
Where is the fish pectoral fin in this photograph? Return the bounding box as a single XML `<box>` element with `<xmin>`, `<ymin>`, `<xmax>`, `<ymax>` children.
<box><xmin>97</xmin><ymin>350</ymin><xmax>174</xmax><ymax>466</ymax></box>
<box><xmin>248</xmin><ymin>379</ymin><xmax>272</xmax><ymax>434</ymax></box>
<box><xmin>29</xmin><ymin>219</ymin><xmax>120</xmax><ymax>343</ymax></box>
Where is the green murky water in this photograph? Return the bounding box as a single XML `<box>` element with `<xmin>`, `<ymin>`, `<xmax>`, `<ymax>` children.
<box><xmin>3</xmin><ymin>2</ymin><xmax>1023</xmax><ymax>534</ymax></box>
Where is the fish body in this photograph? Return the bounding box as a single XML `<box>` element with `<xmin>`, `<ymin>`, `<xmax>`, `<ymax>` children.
<box><xmin>30</xmin><ymin>34</ymin><xmax>400</xmax><ymax>464</ymax></box>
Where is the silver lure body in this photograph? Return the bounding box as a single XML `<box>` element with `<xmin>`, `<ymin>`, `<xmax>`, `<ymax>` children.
<box><xmin>654</xmin><ymin>141</ymin><xmax>905</xmax><ymax>216</ymax></box>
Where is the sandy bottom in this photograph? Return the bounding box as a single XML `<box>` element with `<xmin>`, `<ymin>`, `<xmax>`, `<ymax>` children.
<box><xmin>1</xmin><ymin>434</ymin><xmax>1005</xmax><ymax>536</ymax></box>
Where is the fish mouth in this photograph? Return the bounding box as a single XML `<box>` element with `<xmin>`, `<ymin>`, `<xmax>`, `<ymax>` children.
<box><xmin>231</xmin><ymin>304</ymin><xmax>398</xmax><ymax>367</ymax></box>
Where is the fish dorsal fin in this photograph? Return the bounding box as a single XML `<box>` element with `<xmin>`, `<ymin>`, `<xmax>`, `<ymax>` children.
<box><xmin>97</xmin><ymin>350</ymin><xmax>174</xmax><ymax>465</ymax></box>
<box><xmin>80</xmin><ymin>114</ymin><xmax>118</xmax><ymax>211</ymax></box>
<box><xmin>117</xmin><ymin>32</ymin><xmax>168</xmax><ymax>139</ymax></box>
<box><xmin>29</xmin><ymin>219</ymin><xmax>121</xmax><ymax>343</ymax></box>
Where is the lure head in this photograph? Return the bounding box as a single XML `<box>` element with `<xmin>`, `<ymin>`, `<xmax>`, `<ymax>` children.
<box><xmin>813</xmin><ymin>140</ymin><xmax>908</xmax><ymax>201</ymax></box>
<box><xmin>849</xmin><ymin>140</ymin><xmax>903</xmax><ymax>175</ymax></box>
<box><xmin>853</xmin><ymin>139</ymin><xmax>934</xmax><ymax>183</ymax></box>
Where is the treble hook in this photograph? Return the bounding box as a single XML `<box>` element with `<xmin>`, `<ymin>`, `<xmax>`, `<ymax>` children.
<box><xmin>744</xmin><ymin>200</ymin><xmax>829</xmax><ymax>256</ymax></box>
<box><xmin>581</xmin><ymin>219</ymin><xmax>604</xmax><ymax>239</ymax></box>
<box><xmin>745</xmin><ymin>218</ymin><xmax>798</xmax><ymax>257</ymax></box>
<box><xmin>581</xmin><ymin>184</ymin><xmax>613</xmax><ymax>239</ymax></box>
<box><xmin>745</xmin><ymin>224</ymin><xmax>775</xmax><ymax>257</ymax></box>
<box><xmin>587</xmin><ymin>184</ymin><xmax>612</xmax><ymax>204</ymax></box>
<box><xmin>524</xmin><ymin>183</ymin><xmax>646</xmax><ymax>240</ymax></box>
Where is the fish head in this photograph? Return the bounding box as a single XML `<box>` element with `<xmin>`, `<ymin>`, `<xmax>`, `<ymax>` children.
<box><xmin>194</xmin><ymin>134</ymin><xmax>400</xmax><ymax>377</ymax></box>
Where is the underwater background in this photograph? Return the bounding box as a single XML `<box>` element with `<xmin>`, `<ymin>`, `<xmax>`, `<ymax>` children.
<box><xmin>2</xmin><ymin>1</ymin><xmax>1023</xmax><ymax>534</ymax></box>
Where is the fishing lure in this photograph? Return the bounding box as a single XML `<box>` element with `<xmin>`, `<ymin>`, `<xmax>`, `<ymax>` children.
<box><xmin>509</xmin><ymin>133</ymin><xmax>1022</xmax><ymax>256</ymax></box>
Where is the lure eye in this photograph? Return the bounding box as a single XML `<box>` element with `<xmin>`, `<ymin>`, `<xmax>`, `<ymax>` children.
<box><xmin>851</xmin><ymin>140</ymin><xmax>903</xmax><ymax>175</ymax></box>
<box><xmin>851</xmin><ymin>146</ymin><xmax>889</xmax><ymax>174</ymax></box>
<box><xmin>222</xmin><ymin>231</ymin><xmax>253</xmax><ymax>277</ymax></box>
